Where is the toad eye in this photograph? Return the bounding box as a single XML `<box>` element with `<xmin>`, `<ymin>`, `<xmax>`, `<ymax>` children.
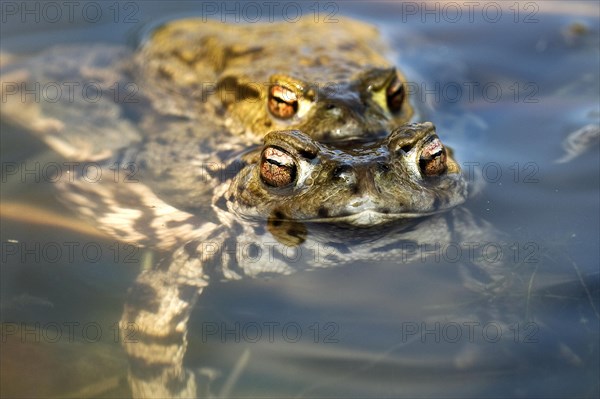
<box><xmin>268</xmin><ymin>85</ymin><xmax>298</xmax><ymax>119</ymax></box>
<box><xmin>419</xmin><ymin>138</ymin><xmax>447</xmax><ymax>176</ymax></box>
<box><xmin>260</xmin><ymin>147</ymin><xmax>297</xmax><ymax>187</ymax></box>
<box><xmin>386</xmin><ymin>75</ymin><xmax>405</xmax><ymax>114</ymax></box>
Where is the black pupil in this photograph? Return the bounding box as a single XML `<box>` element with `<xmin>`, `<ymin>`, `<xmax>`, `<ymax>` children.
<box><xmin>267</xmin><ymin>158</ymin><xmax>285</xmax><ymax>167</ymax></box>
<box><xmin>275</xmin><ymin>94</ymin><xmax>292</xmax><ymax>105</ymax></box>
<box><xmin>273</xmin><ymin>87</ymin><xmax>296</xmax><ymax>104</ymax></box>
<box><xmin>270</xmin><ymin>86</ymin><xmax>298</xmax><ymax>118</ymax></box>
<box><xmin>387</xmin><ymin>79</ymin><xmax>404</xmax><ymax>112</ymax></box>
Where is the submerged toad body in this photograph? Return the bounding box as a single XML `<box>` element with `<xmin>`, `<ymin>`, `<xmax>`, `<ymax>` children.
<box><xmin>1</xmin><ymin>17</ymin><xmax>503</xmax><ymax>398</ymax></box>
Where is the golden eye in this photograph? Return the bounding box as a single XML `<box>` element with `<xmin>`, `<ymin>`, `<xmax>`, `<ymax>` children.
<box><xmin>268</xmin><ymin>85</ymin><xmax>298</xmax><ymax>119</ymax></box>
<box><xmin>386</xmin><ymin>75</ymin><xmax>405</xmax><ymax>114</ymax></box>
<box><xmin>419</xmin><ymin>138</ymin><xmax>447</xmax><ymax>176</ymax></box>
<box><xmin>260</xmin><ymin>147</ymin><xmax>297</xmax><ymax>187</ymax></box>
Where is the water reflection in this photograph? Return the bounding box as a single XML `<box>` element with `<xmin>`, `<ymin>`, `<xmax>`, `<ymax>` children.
<box><xmin>1</xmin><ymin>1</ymin><xmax>598</xmax><ymax>398</ymax></box>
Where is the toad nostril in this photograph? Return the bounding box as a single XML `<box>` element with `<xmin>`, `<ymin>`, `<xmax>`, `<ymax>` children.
<box><xmin>332</xmin><ymin>164</ymin><xmax>354</xmax><ymax>179</ymax></box>
<box><xmin>318</xmin><ymin>207</ymin><xmax>329</xmax><ymax>218</ymax></box>
<box><xmin>377</xmin><ymin>162</ymin><xmax>390</xmax><ymax>173</ymax></box>
<box><xmin>325</xmin><ymin>103</ymin><xmax>336</xmax><ymax>110</ymax></box>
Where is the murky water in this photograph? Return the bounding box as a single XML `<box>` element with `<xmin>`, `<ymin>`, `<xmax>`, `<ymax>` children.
<box><xmin>1</xmin><ymin>1</ymin><xmax>599</xmax><ymax>398</ymax></box>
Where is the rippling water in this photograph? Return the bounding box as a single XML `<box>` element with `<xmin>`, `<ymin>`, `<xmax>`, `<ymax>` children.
<box><xmin>1</xmin><ymin>1</ymin><xmax>598</xmax><ymax>398</ymax></box>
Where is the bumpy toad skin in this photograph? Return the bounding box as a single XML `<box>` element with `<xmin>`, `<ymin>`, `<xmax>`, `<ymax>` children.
<box><xmin>228</xmin><ymin>123</ymin><xmax>466</xmax><ymax>225</ymax></box>
<box><xmin>136</xmin><ymin>17</ymin><xmax>413</xmax><ymax>142</ymax></box>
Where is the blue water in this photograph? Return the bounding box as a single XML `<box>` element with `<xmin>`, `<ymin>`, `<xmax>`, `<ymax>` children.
<box><xmin>1</xmin><ymin>1</ymin><xmax>598</xmax><ymax>398</ymax></box>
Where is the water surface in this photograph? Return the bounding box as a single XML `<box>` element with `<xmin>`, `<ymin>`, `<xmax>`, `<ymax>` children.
<box><xmin>1</xmin><ymin>1</ymin><xmax>598</xmax><ymax>398</ymax></box>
